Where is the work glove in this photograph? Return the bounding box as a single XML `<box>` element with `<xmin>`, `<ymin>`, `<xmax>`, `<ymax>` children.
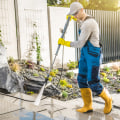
<box><xmin>58</xmin><ymin>38</ymin><xmax>71</xmax><ymax>47</ymax></box>
<box><xmin>66</xmin><ymin>15</ymin><xmax>77</xmax><ymax>21</ymax></box>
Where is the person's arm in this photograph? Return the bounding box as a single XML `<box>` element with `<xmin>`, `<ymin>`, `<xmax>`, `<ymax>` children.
<box><xmin>70</xmin><ymin>20</ymin><xmax>93</xmax><ymax>48</ymax></box>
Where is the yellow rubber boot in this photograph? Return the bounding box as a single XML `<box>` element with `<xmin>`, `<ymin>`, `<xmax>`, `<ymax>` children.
<box><xmin>99</xmin><ymin>88</ymin><xmax>112</xmax><ymax>114</ymax></box>
<box><xmin>76</xmin><ymin>88</ymin><xmax>93</xmax><ymax>113</ymax></box>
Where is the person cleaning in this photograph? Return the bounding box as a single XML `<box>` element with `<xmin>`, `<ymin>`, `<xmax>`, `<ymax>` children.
<box><xmin>58</xmin><ymin>2</ymin><xmax>112</xmax><ymax>114</ymax></box>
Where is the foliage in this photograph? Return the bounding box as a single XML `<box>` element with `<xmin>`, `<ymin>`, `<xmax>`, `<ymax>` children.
<box><xmin>0</xmin><ymin>28</ymin><xmax>4</xmax><ymax>46</ymax></box>
<box><xmin>40</xmin><ymin>67</ymin><xmax>45</xmax><ymax>72</ymax></box>
<box><xmin>78</xmin><ymin>0</ymin><xmax>89</xmax><ymax>8</ymax></box>
<box><xmin>100</xmin><ymin>72</ymin><xmax>107</xmax><ymax>77</ymax></box>
<box><xmin>10</xmin><ymin>63</ymin><xmax>20</xmax><ymax>72</ymax></box>
<box><xmin>67</xmin><ymin>60</ymin><xmax>78</xmax><ymax>70</ymax></box>
<box><xmin>33</xmin><ymin>73</ymin><xmax>39</xmax><ymax>77</ymax></box>
<box><xmin>117</xmin><ymin>89</ymin><xmax>120</xmax><ymax>92</ymax></box>
<box><xmin>60</xmin><ymin>79</ymin><xmax>68</xmax><ymax>87</ymax></box>
<box><xmin>8</xmin><ymin>56</ymin><xmax>15</xmax><ymax>63</ymax></box>
<box><xmin>48</xmin><ymin>76</ymin><xmax>53</xmax><ymax>82</ymax></box>
<box><xmin>66</xmin><ymin>71</ymin><xmax>74</xmax><ymax>79</ymax></box>
<box><xmin>62</xmin><ymin>91</ymin><xmax>68</xmax><ymax>98</ymax></box>
<box><xmin>66</xmin><ymin>84</ymin><xmax>72</xmax><ymax>88</ymax></box>
<box><xmin>103</xmin><ymin>77</ymin><xmax>110</xmax><ymax>83</ymax></box>
<box><xmin>26</xmin><ymin>91</ymin><xmax>34</xmax><ymax>95</ymax></box>
<box><xmin>50</xmin><ymin>69</ymin><xmax>58</xmax><ymax>77</ymax></box>
<box><xmin>50</xmin><ymin>71</ymin><xmax>56</xmax><ymax>77</ymax></box>
<box><xmin>26</xmin><ymin>60</ymin><xmax>35</xmax><ymax>69</ymax></box>
<box><xmin>117</xmin><ymin>80</ymin><xmax>120</xmax><ymax>83</ymax></box>
<box><xmin>47</xmin><ymin>0</ymin><xmax>120</xmax><ymax>11</ymax></box>
<box><xmin>51</xmin><ymin>69</ymin><xmax>58</xmax><ymax>74</ymax></box>
<box><xmin>117</xmin><ymin>70</ymin><xmax>120</xmax><ymax>75</ymax></box>
<box><xmin>47</xmin><ymin>0</ymin><xmax>57</xmax><ymax>6</ymax></box>
<box><xmin>109</xmin><ymin>73</ymin><xmax>113</xmax><ymax>77</ymax></box>
<box><xmin>87</xmin><ymin>0</ymin><xmax>119</xmax><ymax>11</ymax></box>
<box><xmin>32</xmin><ymin>23</ymin><xmax>42</xmax><ymax>65</ymax></box>
<box><xmin>103</xmin><ymin>66</ymin><xmax>110</xmax><ymax>72</ymax></box>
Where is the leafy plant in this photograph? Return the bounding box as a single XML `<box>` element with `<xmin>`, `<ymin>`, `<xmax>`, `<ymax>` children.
<box><xmin>117</xmin><ymin>70</ymin><xmax>120</xmax><ymax>75</ymax></box>
<box><xmin>0</xmin><ymin>28</ymin><xmax>4</xmax><ymax>46</ymax></box>
<box><xmin>50</xmin><ymin>71</ymin><xmax>56</xmax><ymax>77</ymax></box>
<box><xmin>100</xmin><ymin>72</ymin><xmax>107</xmax><ymax>77</ymax></box>
<box><xmin>117</xmin><ymin>80</ymin><xmax>120</xmax><ymax>83</ymax></box>
<box><xmin>60</xmin><ymin>79</ymin><xmax>68</xmax><ymax>87</ymax></box>
<box><xmin>48</xmin><ymin>76</ymin><xmax>52</xmax><ymax>82</ymax></box>
<box><xmin>50</xmin><ymin>69</ymin><xmax>58</xmax><ymax>77</ymax></box>
<box><xmin>8</xmin><ymin>56</ymin><xmax>14</xmax><ymax>63</ymax></box>
<box><xmin>51</xmin><ymin>69</ymin><xmax>58</xmax><ymax>74</ymax></box>
<box><xmin>40</xmin><ymin>67</ymin><xmax>45</xmax><ymax>72</ymax></box>
<box><xmin>32</xmin><ymin>23</ymin><xmax>42</xmax><ymax>65</ymax></box>
<box><xmin>26</xmin><ymin>91</ymin><xmax>34</xmax><ymax>95</ymax></box>
<box><xmin>62</xmin><ymin>91</ymin><xmax>68</xmax><ymax>98</ymax></box>
<box><xmin>26</xmin><ymin>60</ymin><xmax>35</xmax><ymax>69</ymax></box>
<box><xmin>103</xmin><ymin>77</ymin><xmax>110</xmax><ymax>83</ymax></box>
<box><xmin>33</xmin><ymin>73</ymin><xmax>39</xmax><ymax>77</ymax></box>
<box><xmin>103</xmin><ymin>66</ymin><xmax>110</xmax><ymax>72</ymax></box>
<box><xmin>66</xmin><ymin>71</ymin><xmax>74</xmax><ymax>79</ymax></box>
<box><xmin>10</xmin><ymin>63</ymin><xmax>20</xmax><ymax>72</ymax></box>
<box><xmin>109</xmin><ymin>73</ymin><xmax>113</xmax><ymax>77</ymax></box>
<box><xmin>67</xmin><ymin>60</ymin><xmax>78</xmax><ymax>70</ymax></box>
<box><xmin>66</xmin><ymin>84</ymin><xmax>72</xmax><ymax>88</ymax></box>
<box><xmin>117</xmin><ymin>89</ymin><xmax>120</xmax><ymax>92</ymax></box>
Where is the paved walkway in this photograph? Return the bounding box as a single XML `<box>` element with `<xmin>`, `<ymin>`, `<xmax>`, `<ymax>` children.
<box><xmin>0</xmin><ymin>92</ymin><xmax>120</xmax><ymax>120</ymax></box>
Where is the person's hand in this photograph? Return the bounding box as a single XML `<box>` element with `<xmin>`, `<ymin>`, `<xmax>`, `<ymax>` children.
<box><xmin>58</xmin><ymin>38</ymin><xmax>71</xmax><ymax>47</ymax></box>
<box><xmin>66</xmin><ymin>15</ymin><xmax>77</xmax><ymax>21</ymax></box>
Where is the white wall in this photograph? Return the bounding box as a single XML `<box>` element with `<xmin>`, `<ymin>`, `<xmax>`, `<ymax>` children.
<box><xmin>17</xmin><ymin>0</ymin><xmax>50</xmax><ymax>66</ymax></box>
<box><xmin>17</xmin><ymin>1</ymin><xmax>76</xmax><ymax>68</ymax></box>
<box><xmin>0</xmin><ymin>0</ymin><xmax>76</xmax><ymax>68</ymax></box>
<box><xmin>0</xmin><ymin>0</ymin><xmax>18</xmax><ymax>59</ymax></box>
<box><xmin>49</xmin><ymin>7</ymin><xmax>75</xmax><ymax>68</ymax></box>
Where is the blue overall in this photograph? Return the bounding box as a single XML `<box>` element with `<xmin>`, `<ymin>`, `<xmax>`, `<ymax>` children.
<box><xmin>77</xmin><ymin>31</ymin><xmax>103</xmax><ymax>95</ymax></box>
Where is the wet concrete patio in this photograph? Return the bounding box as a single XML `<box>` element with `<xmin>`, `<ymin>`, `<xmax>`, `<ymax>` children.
<box><xmin>0</xmin><ymin>92</ymin><xmax>120</xmax><ymax>120</ymax></box>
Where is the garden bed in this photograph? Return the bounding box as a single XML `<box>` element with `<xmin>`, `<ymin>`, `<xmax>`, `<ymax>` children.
<box><xmin>8</xmin><ymin>59</ymin><xmax>120</xmax><ymax>101</ymax></box>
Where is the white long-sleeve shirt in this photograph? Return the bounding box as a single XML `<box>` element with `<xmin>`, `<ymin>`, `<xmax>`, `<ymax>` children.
<box><xmin>70</xmin><ymin>16</ymin><xmax>100</xmax><ymax>48</ymax></box>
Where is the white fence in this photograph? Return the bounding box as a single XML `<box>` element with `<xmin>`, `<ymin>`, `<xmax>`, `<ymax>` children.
<box><xmin>0</xmin><ymin>0</ymin><xmax>76</xmax><ymax>67</ymax></box>
<box><xmin>0</xmin><ymin>0</ymin><xmax>18</xmax><ymax>59</ymax></box>
<box><xmin>48</xmin><ymin>7</ymin><xmax>75</xmax><ymax>68</ymax></box>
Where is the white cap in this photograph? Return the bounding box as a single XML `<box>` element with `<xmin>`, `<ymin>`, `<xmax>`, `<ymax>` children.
<box><xmin>68</xmin><ymin>2</ymin><xmax>83</xmax><ymax>15</ymax></box>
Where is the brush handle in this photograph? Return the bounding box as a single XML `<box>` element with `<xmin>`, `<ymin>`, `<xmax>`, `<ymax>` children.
<box><xmin>55</xmin><ymin>16</ymin><xmax>71</xmax><ymax>56</ymax></box>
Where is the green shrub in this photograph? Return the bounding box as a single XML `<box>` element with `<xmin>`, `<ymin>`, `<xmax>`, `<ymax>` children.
<box><xmin>62</xmin><ymin>91</ymin><xmax>68</xmax><ymax>98</ymax></box>
<box><xmin>0</xmin><ymin>28</ymin><xmax>4</xmax><ymax>46</ymax></box>
<box><xmin>26</xmin><ymin>60</ymin><xmax>35</xmax><ymax>69</ymax></box>
<box><xmin>50</xmin><ymin>69</ymin><xmax>58</xmax><ymax>77</ymax></box>
<box><xmin>66</xmin><ymin>72</ymin><xmax>74</xmax><ymax>79</ymax></box>
<box><xmin>117</xmin><ymin>70</ymin><xmax>120</xmax><ymax>75</ymax></box>
<box><xmin>40</xmin><ymin>67</ymin><xmax>45</xmax><ymax>72</ymax></box>
<box><xmin>10</xmin><ymin>63</ymin><xmax>20</xmax><ymax>72</ymax></box>
<box><xmin>33</xmin><ymin>73</ymin><xmax>39</xmax><ymax>77</ymax></box>
<box><xmin>8</xmin><ymin>56</ymin><xmax>14</xmax><ymax>63</ymax></box>
<box><xmin>48</xmin><ymin>76</ymin><xmax>52</xmax><ymax>82</ymax></box>
<box><xmin>103</xmin><ymin>77</ymin><xmax>110</xmax><ymax>83</ymax></box>
<box><xmin>51</xmin><ymin>69</ymin><xmax>58</xmax><ymax>74</ymax></box>
<box><xmin>60</xmin><ymin>79</ymin><xmax>68</xmax><ymax>87</ymax></box>
<box><xmin>50</xmin><ymin>71</ymin><xmax>56</xmax><ymax>77</ymax></box>
<box><xmin>117</xmin><ymin>89</ymin><xmax>120</xmax><ymax>92</ymax></box>
<box><xmin>103</xmin><ymin>66</ymin><xmax>110</xmax><ymax>72</ymax></box>
<box><xmin>67</xmin><ymin>60</ymin><xmax>78</xmax><ymax>69</ymax></box>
